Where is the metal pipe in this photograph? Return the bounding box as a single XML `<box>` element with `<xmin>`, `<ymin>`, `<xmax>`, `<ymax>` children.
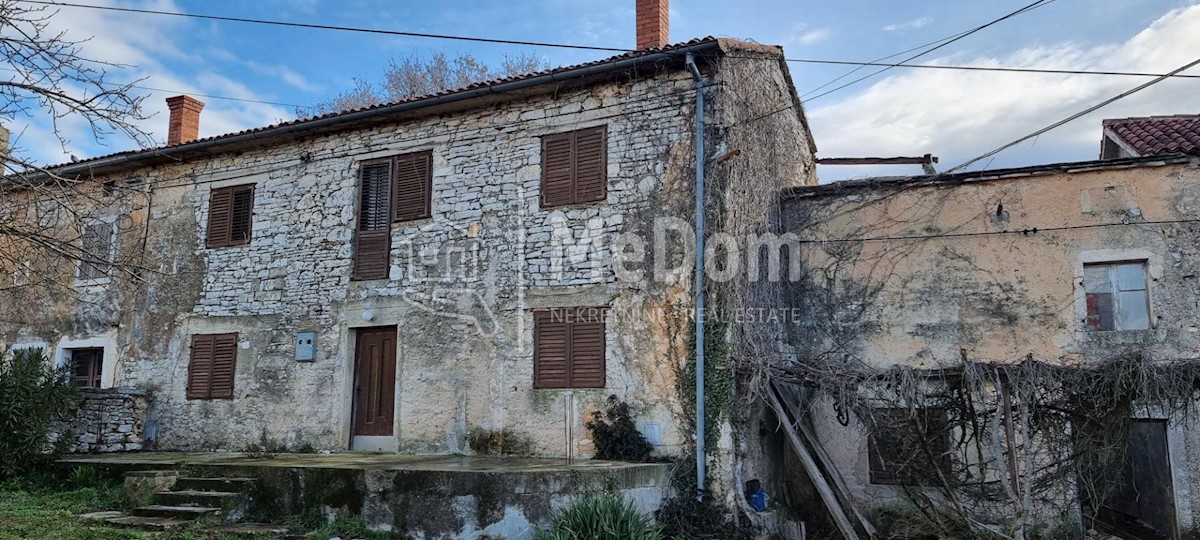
<box><xmin>564</xmin><ymin>390</ymin><xmax>574</xmax><ymax>465</ymax></box>
<box><xmin>685</xmin><ymin>52</ymin><xmax>706</xmax><ymax>498</ymax></box>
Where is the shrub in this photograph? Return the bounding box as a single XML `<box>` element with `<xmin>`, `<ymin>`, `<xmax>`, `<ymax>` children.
<box><xmin>0</xmin><ymin>347</ymin><xmax>78</xmax><ymax>478</ymax></box>
<box><xmin>534</xmin><ymin>494</ymin><xmax>662</xmax><ymax>540</ymax></box>
<box><xmin>587</xmin><ymin>396</ymin><xmax>653</xmax><ymax>462</ymax></box>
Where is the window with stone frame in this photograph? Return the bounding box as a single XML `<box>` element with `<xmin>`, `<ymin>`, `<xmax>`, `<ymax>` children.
<box><xmin>69</xmin><ymin>348</ymin><xmax>103</xmax><ymax>388</ymax></box>
<box><xmin>867</xmin><ymin>407</ymin><xmax>953</xmax><ymax>486</ymax></box>
<box><xmin>540</xmin><ymin>126</ymin><xmax>606</xmax><ymax>208</ymax></box>
<box><xmin>1084</xmin><ymin>261</ymin><xmax>1151</xmax><ymax>331</ymax></box>
<box><xmin>206</xmin><ymin>184</ymin><xmax>255</xmax><ymax>248</ymax></box>
<box><xmin>533</xmin><ymin>307</ymin><xmax>606</xmax><ymax>389</ymax></box>
<box><xmin>77</xmin><ymin>220</ymin><xmax>114</xmax><ymax>281</ymax></box>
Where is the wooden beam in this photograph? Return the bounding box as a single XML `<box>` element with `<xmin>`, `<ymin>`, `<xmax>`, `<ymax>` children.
<box><xmin>773</xmin><ymin>382</ymin><xmax>878</xmax><ymax>538</ymax></box>
<box><xmin>766</xmin><ymin>384</ymin><xmax>862</xmax><ymax>540</ymax></box>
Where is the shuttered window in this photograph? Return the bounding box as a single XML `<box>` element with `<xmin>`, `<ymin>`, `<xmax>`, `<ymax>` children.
<box><xmin>540</xmin><ymin>126</ymin><xmax>607</xmax><ymax>208</ymax></box>
<box><xmin>353</xmin><ymin>160</ymin><xmax>393</xmax><ymax>280</ymax></box>
<box><xmin>187</xmin><ymin>333</ymin><xmax>238</xmax><ymax>400</ymax></box>
<box><xmin>78</xmin><ymin>221</ymin><xmax>114</xmax><ymax>280</ymax></box>
<box><xmin>206</xmin><ymin>184</ymin><xmax>255</xmax><ymax>248</ymax></box>
<box><xmin>353</xmin><ymin>151</ymin><xmax>434</xmax><ymax>280</ymax></box>
<box><xmin>533</xmin><ymin>307</ymin><xmax>606</xmax><ymax>389</ymax></box>
<box><xmin>393</xmin><ymin>151</ymin><xmax>433</xmax><ymax>222</ymax></box>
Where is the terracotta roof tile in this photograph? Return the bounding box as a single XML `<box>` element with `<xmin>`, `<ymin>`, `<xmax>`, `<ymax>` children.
<box><xmin>1104</xmin><ymin>114</ymin><xmax>1200</xmax><ymax>156</ymax></box>
<box><xmin>47</xmin><ymin>37</ymin><xmax>726</xmax><ymax>172</ymax></box>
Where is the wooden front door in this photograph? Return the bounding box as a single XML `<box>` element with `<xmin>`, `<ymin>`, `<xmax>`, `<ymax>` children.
<box><xmin>352</xmin><ymin>327</ymin><xmax>397</xmax><ymax>437</ymax></box>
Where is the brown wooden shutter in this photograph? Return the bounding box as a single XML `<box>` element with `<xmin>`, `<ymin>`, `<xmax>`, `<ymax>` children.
<box><xmin>187</xmin><ymin>334</ymin><xmax>214</xmax><ymax>399</ymax></box>
<box><xmin>569</xmin><ymin>309</ymin><xmax>606</xmax><ymax>388</ymax></box>
<box><xmin>533</xmin><ymin>311</ymin><xmax>571</xmax><ymax>389</ymax></box>
<box><xmin>533</xmin><ymin>308</ymin><xmax>606</xmax><ymax>389</ymax></box>
<box><xmin>188</xmin><ymin>333</ymin><xmax>238</xmax><ymax>400</ymax></box>
<box><xmin>353</xmin><ymin>160</ymin><xmax>392</xmax><ymax>280</ymax></box>
<box><xmin>206</xmin><ymin>184</ymin><xmax>255</xmax><ymax>248</ymax></box>
<box><xmin>209</xmin><ymin>333</ymin><xmax>238</xmax><ymax>399</ymax></box>
<box><xmin>229</xmin><ymin>186</ymin><xmax>254</xmax><ymax>246</ymax></box>
<box><xmin>541</xmin><ymin>133</ymin><xmax>574</xmax><ymax>208</ymax></box>
<box><xmin>573</xmin><ymin>127</ymin><xmax>607</xmax><ymax>204</ymax></box>
<box><xmin>206</xmin><ymin>188</ymin><xmax>233</xmax><ymax>248</ymax></box>
<box><xmin>394</xmin><ymin>152</ymin><xmax>432</xmax><ymax>222</ymax></box>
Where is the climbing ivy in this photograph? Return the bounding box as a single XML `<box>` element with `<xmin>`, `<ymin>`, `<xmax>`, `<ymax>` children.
<box><xmin>676</xmin><ymin>317</ymin><xmax>735</xmax><ymax>461</ymax></box>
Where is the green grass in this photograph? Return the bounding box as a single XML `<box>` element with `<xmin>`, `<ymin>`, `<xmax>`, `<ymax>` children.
<box><xmin>0</xmin><ymin>474</ymin><xmax>407</xmax><ymax>540</ymax></box>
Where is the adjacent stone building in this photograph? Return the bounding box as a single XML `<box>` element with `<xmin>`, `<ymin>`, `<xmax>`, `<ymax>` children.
<box><xmin>781</xmin><ymin>152</ymin><xmax>1200</xmax><ymax>537</ymax></box>
<box><xmin>0</xmin><ymin>34</ymin><xmax>815</xmax><ymax>461</ymax></box>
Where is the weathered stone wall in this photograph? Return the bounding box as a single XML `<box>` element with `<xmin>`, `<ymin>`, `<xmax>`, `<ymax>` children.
<box><xmin>0</xmin><ymin>46</ymin><xmax>814</xmax><ymax>461</ymax></box>
<box><xmin>51</xmin><ymin>388</ymin><xmax>149</xmax><ymax>453</ymax></box>
<box><xmin>781</xmin><ymin>157</ymin><xmax>1200</xmax><ymax>528</ymax></box>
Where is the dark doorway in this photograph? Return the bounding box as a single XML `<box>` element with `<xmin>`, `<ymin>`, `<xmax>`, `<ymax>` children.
<box><xmin>352</xmin><ymin>327</ymin><xmax>397</xmax><ymax>438</ymax></box>
<box><xmin>1092</xmin><ymin>419</ymin><xmax>1177</xmax><ymax>539</ymax></box>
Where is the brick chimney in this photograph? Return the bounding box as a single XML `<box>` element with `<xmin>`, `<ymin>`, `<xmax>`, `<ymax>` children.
<box><xmin>636</xmin><ymin>0</ymin><xmax>669</xmax><ymax>49</ymax></box>
<box><xmin>165</xmin><ymin>95</ymin><xmax>204</xmax><ymax>145</ymax></box>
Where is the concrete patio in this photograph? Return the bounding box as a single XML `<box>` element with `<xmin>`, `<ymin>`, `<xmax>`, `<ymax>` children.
<box><xmin>60</xmin><ymin>452</ymin><xmax>674</xmax><ymax>539</ymax></box>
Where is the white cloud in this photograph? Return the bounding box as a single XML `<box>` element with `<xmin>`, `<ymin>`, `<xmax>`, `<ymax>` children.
<box><xmin>7</xmin><ymin>0</ymin><xmax>294</xmax><ymax>166</ymax></box>
<box><xmin>809</xmin><ymin>5</ymin><xmax>1200</xmax><ymax>181</ymax></box>
<box><xmin>882</xmin><ymin>17</ymin><xmax>932</xmax><ymax>32</ymax></box>
<box><xmin>781</xmin><ymin>23</ymin><xmax>833</xmax><ymax>47</ymax></box>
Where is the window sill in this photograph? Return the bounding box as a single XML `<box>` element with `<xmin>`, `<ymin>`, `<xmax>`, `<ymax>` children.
<box><xmin>1083</xmin><ymin>328</ymin><xmax>1156</xmax><ymax>344</ymax></box>
<box><xmin>73</xmin><ymin>277</ymin><xmax>112</xmax><ymax>288</ymax></box>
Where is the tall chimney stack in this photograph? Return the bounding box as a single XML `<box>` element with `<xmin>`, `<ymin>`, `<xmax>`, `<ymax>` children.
<box><xmin>165</xmin><ymin>95</ymin><xmax>204</xmax><ymax>145</ymax></box>
<box><xmin>636</xmin><ymin>0</ymin><xmax>669</xmax><ymax>49</ymax></box>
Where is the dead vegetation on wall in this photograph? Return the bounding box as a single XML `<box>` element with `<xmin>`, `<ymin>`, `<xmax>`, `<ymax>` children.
<box><xmin>777</xmin><ymin>164</ymin><xmax>1200</xmax><ymax>538</ymax></box>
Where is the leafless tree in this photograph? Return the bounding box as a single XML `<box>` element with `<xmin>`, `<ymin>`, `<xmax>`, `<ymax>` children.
<box><xmin>301</xmin><ymin>51</ymin><xmax>548</xmax><ymax>116</ymax></box>
<box><xmin>0</xmin><ymin>0</ymin><xmax>152</xmax><ymax>298</ymax></box>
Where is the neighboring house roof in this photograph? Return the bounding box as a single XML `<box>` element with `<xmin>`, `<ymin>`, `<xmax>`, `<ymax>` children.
<box><xmin>783</xmin><ymin>153</ymin><xmax>1197</xmax><ymax>200</ymax></box>
<box><xmin>1103</xmin><ymin>114</ymin><xmax>1200</xmax><ymax>156</ymax></box>
<box><xmin>38</xmin><ymin>37</ymin><xmax>812</xmax><ymax>178</ymax></box>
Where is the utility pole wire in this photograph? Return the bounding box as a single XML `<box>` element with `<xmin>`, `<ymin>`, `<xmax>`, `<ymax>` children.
<box><xmin>802</xmin><ymin>0</ymin><xmax>1056</xmax><ymax>102</ymax></box>
<box><xmin>945</xmin><ymin>55</ymin><xmax>1200</xmax><ymax>174</ymax></box>
<box><xmin>23</xmin><ymin>0</ymin><xmax>1200</xmax><ymax>83</ymax></box>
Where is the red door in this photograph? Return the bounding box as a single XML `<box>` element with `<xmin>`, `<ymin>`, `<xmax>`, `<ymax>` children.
<box><xmin>352</xmin><ymin>327</ymin><xmax>397</xmax><ymax>437</ymax></box>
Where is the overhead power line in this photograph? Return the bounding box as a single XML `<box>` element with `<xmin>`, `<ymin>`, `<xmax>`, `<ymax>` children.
<box><xmin>802</xmin><ymin>0</ymin><xmax>1056</xmax><ymax>102</ymax></box>
<box><xmin>25</xmin><ymin>0</ymin><xmax>1200</xmax><ymax>84</ymax></box>
<box><xmin>945</xmin><ymin>55</ymin><xmax>1200</xmax><ymax>173</ymax></box>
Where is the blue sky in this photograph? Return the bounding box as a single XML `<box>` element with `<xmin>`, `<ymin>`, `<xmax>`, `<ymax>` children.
<box><xmin>16</xmin><ymin>0</ymin><xmax>1200</xmax><ymax>180</ymax></box>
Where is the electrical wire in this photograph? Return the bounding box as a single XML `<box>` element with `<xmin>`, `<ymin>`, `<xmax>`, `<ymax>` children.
<box><xmin>802</xmin><ymin>0</ymin><xmax>1056</xmax><ymax>102</ymax></box>
<box><xmin>23</xmin><ymin>0</ymin><xmax>1200</xmax><ymax>84</ymax></box>
<box><xmin>798</xmin><ymin>217</ymin><xmax>1200</xmax><ymax>244</ymax></box>
<box><xmin>944</xmin><ymin>55</ymin><xmax>1200</xmax><ymax>173</ymax></box>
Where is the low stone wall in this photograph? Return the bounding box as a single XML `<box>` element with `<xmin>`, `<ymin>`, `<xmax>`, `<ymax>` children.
<box><xmin>51</xmin><ymin>388</ymin><xmax>149</xmax><ymax>453</ymax></box>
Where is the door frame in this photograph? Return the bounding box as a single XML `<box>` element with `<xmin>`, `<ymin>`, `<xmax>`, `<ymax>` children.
<box><xmin>347</xmin><ymin>325</ymin><xmax>398</xmax><ymax>452</ymax></box>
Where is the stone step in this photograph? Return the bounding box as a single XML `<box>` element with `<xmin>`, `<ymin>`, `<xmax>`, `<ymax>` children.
<box><xmin>105</xmin><ymin>514</ymin><xmax>194</xmax><ymax>530</ymax></box>
<box><xmin>131</xmin><ymin>504</ymin><xmax>221</xmax><ymax>519</ymax></box>
<box><xmin>208</xmin><ymin>523</ymin><xmax>293</xmax><ymax>537</ymax></box>
<box><xmin>174</xmin><ymin>476</ymin><xmax>257</xmax><ymax>492</ymax></box>
<box><xmin>156</xmin><ymin>489</ymin><xmax>244</xmax><ymax>510</ymax></box>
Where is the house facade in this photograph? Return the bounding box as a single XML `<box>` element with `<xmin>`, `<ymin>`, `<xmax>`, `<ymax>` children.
<box><xmin>781</xmin><ymin>153</ymin><xmax>1200</xmax><ymax>537</ymax></box>
<box><xmin>0</xmin><ymin>37</ymin><xmax>815</xmax><ymax>458</ymax></box>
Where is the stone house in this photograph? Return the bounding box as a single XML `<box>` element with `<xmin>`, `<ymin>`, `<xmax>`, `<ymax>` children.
<box><xmin>0</xmin><ymin>6</ymin><xmax>815</xmax><ymax>461</ymax></box>
<box><xmin>781</xmin><ymin>151</ymin><xmax>1200</xmax><ymax>537</ymax></box>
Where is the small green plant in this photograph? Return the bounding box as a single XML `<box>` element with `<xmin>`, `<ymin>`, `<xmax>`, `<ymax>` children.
<box><xmin>587</xmin><ymin>396</ymin><xmax>653</xmax><ymax>462</ymax></box>
<box><xmin>656</xmin><ymin>494</ymin><xmax>756</xmax><ymax>540</ymax></box>
<box><xmin>0</xmin><ymin>347</ymin><xmax>78</xmax><ymax>479</ymax></box>
<box><xmin>306</xmin><ymin>515</ymin><xmax>406</xmax><ymax>539</ymax></box>
<box><xmin>534</xmin><ymin>494</ymin><xmax>662</xmax><ymax>540</ymax></box>
<box><xmin>467</xmin><ymin>427</ymin><xmax>534</xmax><ymax>456</ymax></box>
<box><xmin>243</xmin><ymin>429</ymin><xmax>286</xmax><ymax>459</ymax></box>
<box><xmin>69</xmin><ymin>466</ymin><xmax>103</xmax><ymax>490</ymax></box>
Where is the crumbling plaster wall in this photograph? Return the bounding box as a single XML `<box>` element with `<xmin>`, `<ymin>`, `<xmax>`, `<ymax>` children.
<box><xmin>781</xmin><ymin>159</ymin><xmax>1200</xmax><ymax>519</ymax></box>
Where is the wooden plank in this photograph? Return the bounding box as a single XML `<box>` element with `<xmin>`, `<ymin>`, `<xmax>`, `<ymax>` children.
<box><xmin>765</xmin><ymin>384</ymin><xmax>861</xmax><ymax>540</ymax></box>
<box><xmin>774</xmin><ymin>382</ymin><xmax>877</xmax><ymax>538</ymax></box>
